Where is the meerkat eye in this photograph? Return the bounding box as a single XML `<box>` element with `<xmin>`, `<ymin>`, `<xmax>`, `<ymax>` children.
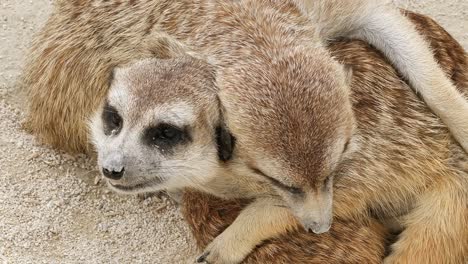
<box><xmin>160</xmin><ymin>126</ymin><xmax>179</xmax><ymax>140</ymax></box>
<box><xmin>102</xmin><ymin>102</ymin><xmax>123</xmax><ymax>135</ymax></box>
<box><xmin>250</xmin><ymin>166</ymin><xmax>304</xmax><ymax>195</ymax></box>
<box><xmin>143</xmin><ymin>123</ymin><xmax>189</xmax><ymax>149</ymax></box>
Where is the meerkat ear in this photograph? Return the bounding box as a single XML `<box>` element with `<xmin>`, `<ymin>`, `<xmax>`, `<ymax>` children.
<box><xmin>215</xmin><ymin>99</ymin><xmax>236</xmax><ymax>161</ymax></box>
<box><xmin>215</xmin><ymin>105</ymin><xmax>236</xmax><ymax>162</ymax></box>
<box><xmin>216</xmin><ymin>123</ymin><xmax>236</xmax><ymax>162</ymax></box>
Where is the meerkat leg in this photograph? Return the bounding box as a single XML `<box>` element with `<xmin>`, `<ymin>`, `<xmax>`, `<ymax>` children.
<box><xmin>196</xmin><ymin>197</ymin><xmax>299</xmax><ymax>264</ymax></box>
<box><xmin>302</xmin><ymin>0</ymin><xmax>468</xmax><ymax>152</ymax></box>
<box><xmin>384</xmin><ymin>177</ymin><xmax>467</xmax><ymax>263</ymax></box>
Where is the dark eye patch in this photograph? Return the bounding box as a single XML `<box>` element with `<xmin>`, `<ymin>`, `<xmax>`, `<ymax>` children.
<box><xmin>249</xmin><ymin>166</ymin><xmax>304</xmax><ymax>196</ymax></box>
<box><xmin>142</xmin><ymin>123</ymin><xmax>191</xmax><ymax>151</ymax></box>
<box><xmin>102</xmin><ymin>101</ymin><xmax>123</xmax><ymax>136</ymax></box>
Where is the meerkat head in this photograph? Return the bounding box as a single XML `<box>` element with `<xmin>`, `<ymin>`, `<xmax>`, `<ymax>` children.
<box><xmin>218</xmin><ymin>46</ymin><xmax>355</xmax><ymax>234</ymax></box>
<box><xmin>90</xmin><ymin>56</ymin><xmax>234</xmax><ymax>193</ymax></box>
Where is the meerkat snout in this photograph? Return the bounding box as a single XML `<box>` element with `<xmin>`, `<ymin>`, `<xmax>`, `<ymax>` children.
<box><xmin>101</xmin><ymin>152</ymin><xmax>125</xmax><ymax>180</ymax></box>
<box><xmin>293</xmin><ymin>184</ymin><xmax>333</xmax><ymax>234</ymax></box>
<box><xmin>102</xmin><ymin>167</ymin><xmax>125</xmax><ymax>180</ymax></box>
<box><xmin>271</xmin><ymin>170</ymin><xmax>334</xmax><ymax>234</ymax></box>
<box><xmin>305</xmin><ymin>221</ymin><xmax>331</xmax><ymax>235</ymax></box>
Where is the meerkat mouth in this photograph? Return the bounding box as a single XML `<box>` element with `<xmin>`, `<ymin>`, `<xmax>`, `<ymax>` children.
<box><xmin>108</xmin><ymin>179</ymin><xmax>163</xmax><ymax>193</ymax></box>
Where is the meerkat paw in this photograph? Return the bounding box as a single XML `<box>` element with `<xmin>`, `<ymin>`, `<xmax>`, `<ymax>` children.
<box><xmin>195</xmin><ymin>233</ymin><xmax>254</xmax><ymax>264</ymax></box>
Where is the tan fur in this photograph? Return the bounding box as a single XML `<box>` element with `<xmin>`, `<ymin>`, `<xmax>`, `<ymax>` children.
<box><xmin>180</xmin><ymin>12</ymin><xmax>468</xmax><ymax>263</ymax></box>
<box><xmin>182</xmin><ymin>190</ymin><xmax>388</xmax><ymax>264</ymax></box>
<box><xmin>92</xmin><ymin>54</ymin><xmax>387</xmax><ymax>263</ymax></box>
<box><xmin>197</xmin><ymin>197</ymin><xmax>301</xmax><ymax>263</ymax></box>
<box><xmin>301</xmin><ymin>0</ymin><xmax>468</xmax><ymax>152</ymax></box>
<box><xmin>24</xmin><ymin>0</ymin><xmax>454</xmax><ymax>233</ymax></box>
<box><xmin>329</xmin><ymin>12</ymin><xmax>468</xmax><ymax>263</ymax></box>
<box><xmin>91</xmin><ymin>11</ymin><xmax>467</xmax><ymax>263</ymax></box>
<box><xmin>24</xmin><ymin>0</ymin><xmax>468</xmax><ymax>154</ymax></box>
<box><xmin>24</xmin><ymin>1</ymin><xmax>467</xmax><ymax>262</ymax></box>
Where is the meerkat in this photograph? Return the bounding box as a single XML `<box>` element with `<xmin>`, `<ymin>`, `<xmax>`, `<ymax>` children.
<box><xmin>90</xmin><ymin>54</ymin><xmax>388</xmax><ymax>264</ymax></box>
<box><xmin>181</xmin><ymin>10</ymin><xmax>468</xmax><ymax>263</ymax></box>
<box><xmin>24</xmin><ymin>0</ymin><xmax>468</xmax><ymax>154</ymax></box>
<box><xmin>90</xmin><ymin>13</ymin><xmax>467</xmax><ymax>262</ymax></box>
<box><xmin>26</xmin><ymin>0</ymin><xmax>467</xmax><ymax>262</ymax></box>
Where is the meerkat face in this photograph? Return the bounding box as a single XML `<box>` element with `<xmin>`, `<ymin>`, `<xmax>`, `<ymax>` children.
<box><xmin>90</xmin><ymin>57</ymin><xmax>231</xmax><ymax>194</ymax></box>
<box><xmin>219</xmin><ymin>47</ymin><xmax>355</xmax><ymax>233</ymax></box>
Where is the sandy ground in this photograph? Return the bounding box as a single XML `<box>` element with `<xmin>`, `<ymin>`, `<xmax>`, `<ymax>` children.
<box><xmin>0</xmin><ymin>1</ymin><xmax>466</xmax><ymax>263</ymax></box>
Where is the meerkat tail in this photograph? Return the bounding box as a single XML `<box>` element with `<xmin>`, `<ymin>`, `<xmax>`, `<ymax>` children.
<box><xmin>302</xmin><ymin>0</ymin><xmax>468</xmax><ymax>153</ymax></box>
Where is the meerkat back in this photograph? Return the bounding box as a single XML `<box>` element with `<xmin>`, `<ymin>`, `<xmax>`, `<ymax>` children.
<box><xmin>301</xmin><ymin>0</ymin><xmax>468</xmax><ymax>152</ymax></box>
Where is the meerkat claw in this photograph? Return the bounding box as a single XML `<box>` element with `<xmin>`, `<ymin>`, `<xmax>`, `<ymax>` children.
<box><xmin>196</xmin><ymin>251</ymin><xmax>210</xmax><ymax>263</ymax></box>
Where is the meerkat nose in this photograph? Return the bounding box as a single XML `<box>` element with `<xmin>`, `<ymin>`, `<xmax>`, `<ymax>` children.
<box><xmin>102</xmin><ymin>167</ymin><xmax>125</xmax><ymax>180</ymax></box>
<box><xmin>305</xmin><ymin>221</ymin><xmax>331</xmax><ymax>234</ymax></box>
<box><xmin>306</xmin><ymin>222</ymin><xmax>319</xmax><ymax>233</ymax></box>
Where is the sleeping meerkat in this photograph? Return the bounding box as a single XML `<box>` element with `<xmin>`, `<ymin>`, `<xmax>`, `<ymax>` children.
<box><xmin>91</xmin><ymin>26</ymin><xmax>467</xmax><ymax>263</ymax></box>
<box><xmin>182</xmin><ymin>10</ymin><xmax>468</xmax><ymax>264</ymax></box>
<box><xmin>25</xmin><ymin>0</ymin><xmax>468</xmax><ymax>154</ymax></box>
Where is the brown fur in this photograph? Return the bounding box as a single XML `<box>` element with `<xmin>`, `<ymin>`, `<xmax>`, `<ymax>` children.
<box><xmin>180</xmin><ymin>12</ymin><xmax>468</xmax><ymax>263</ymax></box>
<box><xmin>182</xmin><ymin>190</ymin><xmax>388</xmax><ymax>264</ymax></box>
<box><xmin>23</xmin><ymin>1</ymin><xmax>467</xmax><ymax>262</ymax></box>
<box><xmin>329</xmin><ymin>12</ymin><xmax>468</xmax><ymax>263</ymax></box>
<box><xmin>24</xmin><ymin>0</ymin><xmax>465</xmax><ymax>154</ymax></box>
<box><xmin>23</xmin><ymin>0</ymin><xmax>164</xmax><ymax>153</ymax></box>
